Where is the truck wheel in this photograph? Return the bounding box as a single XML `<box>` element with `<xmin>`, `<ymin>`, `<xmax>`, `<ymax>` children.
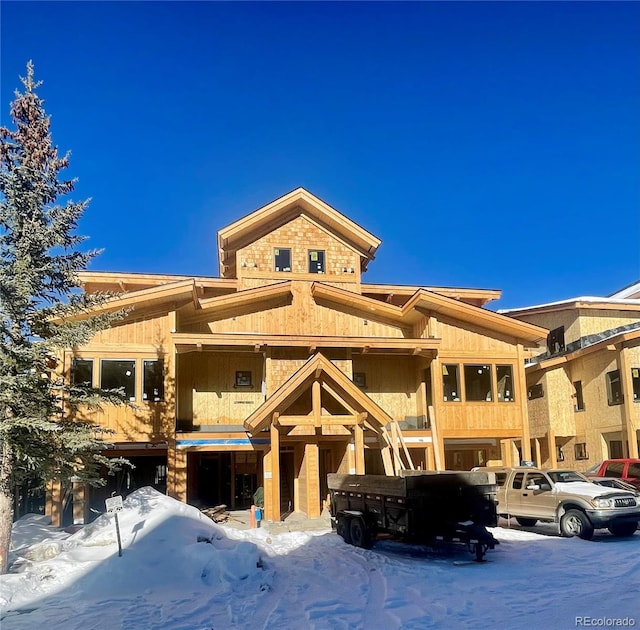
<box><xmin>336</xmin><ymin>515</ymin><xmax>352</xmax><ymax>544</ymax></box>
<box><xmin>515</xmin><ymin>517</ymin><xmax>537</xmax><ymax>527</ymax></box>
<box><xmin>349</xmin><ymin>517</ymin><xmax>372</xmax><ymax>549</ymax></box>
<box><xmin>560</xmin><ymin>510</ymin><xmax>594</xmax><ymax>540</ymax></box>
<box><xmin>608</xmin><ymin>522</ymin><xmax>638</xmax><ymax>537</ymax></box>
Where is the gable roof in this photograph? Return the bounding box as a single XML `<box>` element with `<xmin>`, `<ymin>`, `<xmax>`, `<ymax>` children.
<box><xmin>244</xmin><ymin>352</ymin><xmax>395</xmax><ymax>434</ymax></box>
<box><xmin>499</xmin><ymin>296</ymin><xmax>640</xmax><ymax>317</ymax></box>
<box><xmin>217</xmin><ymin>188</ymin><xmax>381</xmax><ymax>278</ymax></box>
<box><xmin>311</xmin><ymin>282</ymin><xmax>548</xmax><ymax>345</ymax></box>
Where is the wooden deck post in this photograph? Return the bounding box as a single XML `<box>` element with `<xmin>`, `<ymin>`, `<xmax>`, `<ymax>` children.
<box><xmin>167</xmin><ymin>440</ymin><xmax>187</xmax><ymax>502</ymax></box>
<box><xmin>270</xmin><ymin>419</ymin><xmax>281</xmax><ymax>521</ymax></box>
<box><xmin>305</xmin><ymin>441</ymin><xmax>320</xmax><ymax>518</ymax></box>
<box><xmin>619</xmin><ymin>347</ymin><xmax>639</xmax><ymax>458</ymax></box>
<box><xmin>517</xmin><ymin>344</ymin><xmax>532</xmax><ymax>461</ymax></box>
<box><xmin>354</xmin><ymin>419</ymin><xmax>365</xmax><ymax>474</ymax></box>
<box><xmin>547</xmin><ymin>430</ymin><xmax>558</xmax><ymax>468</ymax></box>
<box><xmin>46</xmin><ymin>479</ymin><xmax>63</xmax><ymax>527</ymax></box>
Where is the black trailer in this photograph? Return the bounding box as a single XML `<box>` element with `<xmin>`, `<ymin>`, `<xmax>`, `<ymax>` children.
<box><xmin>328</xmin><ymin>470</ymin><xmax>499</xmax><ymax>562</ymax></box>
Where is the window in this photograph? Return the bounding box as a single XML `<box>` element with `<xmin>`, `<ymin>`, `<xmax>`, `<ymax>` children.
<box><xmin>100</xmin><ymin>360</ymin><xmax>136</xmax><ymax>400</ymax></box>
<box><xmin>442</xmin><ymin>364</ymin><xmax>460</xmax><ymax>402</ymax></box>
<box><xmin>308</xmin><ymin>249</ymin><xmax>325</xmax><ymax>274</ymax></box>
<box><xmin>353</xmin><ymin>372</ymin><xmax>366</xmax><ymax>388</ymax></box>
<box><xmin>547</xmin><ymin>326</ymin><xmax>565</xmax><ymax>355</ymax></box>
<box><xmin>573</xmin><ymin>380</ymin><xmax>585</xmax><ymax>411</ymax></box>
<box><xmin>464</xmin><ymin>364</ymin><xmax>493</xmax><ymax>402</ymax></box>
<box><xmin>512</xmin><ymin>473</ymin><xmax>524</xmax><ymax>489</ymax></box>
<box><xmin>556</xmin><ymin>445</ymin><xmax>565</xmax><ymax>462</ymax></box>
<box><xmin>575</xmin><ymin>442</ymin><xmax>588</xmax><ymax>460</ymax></box>
<box><xmin>606</xmin><ymin>370</ymin><xmax>623</xmax><ymax>405</ymax></box>
<box><xmin>496</xmin><ymin>365</ymin><xmax>515</xmax><ymax>402</ymax></box>
<box><xmin>274</xmin><ymin>248</ymin><xmax>291</xmax><ymax>272</ymax></box>
<box><xmin>143</xmin><ymin>360</ymin><xmax>164</xmax><ymax>402</ymax></box>
<box><xmin>71</xmin><ymin>358</ymin><xmax>93</xmax><ymax>386</ymax></box>
<box><xmin>628</xmin><ymin>463</ymin><xmax>640</xmax><ymax>478</ymax></box>
<box><xmin>235</xmin><ymin>371</ymin><xmax>252</xmax><ymax>387</ymax></box>
<box><xmin>528</xmin><ymin>383</ymin><xmax>544</xmax><ymax>400</ymax></box>
<box><xmin>604</xmin><ymin>462</ymin><xmax>624</xmax><ymax>478</ymax></box>
<box><xmin>632</xmin><ymin>368</ymin><xmax>640</xmax><ymax>402</ymax></box>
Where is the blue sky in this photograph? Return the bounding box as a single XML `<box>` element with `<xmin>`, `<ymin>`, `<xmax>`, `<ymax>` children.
<box><xmin>2</xmin><ymin>1</ymin><xmax>639</xmax><ymax>309</ymax></box>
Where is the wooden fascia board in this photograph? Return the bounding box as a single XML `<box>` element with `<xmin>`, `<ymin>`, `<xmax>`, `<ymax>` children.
<box><xmin>79</xmin><ymin>272</ymin><xmax>236</xmax><ymax>293</ymax></box>
<box><xmin>505</xmin><ymin>301</ymin><xmax>640</xmax><ymax>318</ymax></box>
<box><xmin>198</xmin><ymin>281</ymin><xmax>292</xmax><ymax>312</ymax></box>
<box><xmin>403</xmin><ymin>289</ymin><xmax>548</xmax><ymax>344</ymax></box>
<box><xmin>56</xmin><ymin>279</ymin><xmax>196</xmax><ymax>322</ymax></box>
<box><xmin>173</xmin><ymin>332</ymin><xmax>440</xmax><ymax>353</ymax></box>
<box><xmin>311</xmin><ymin>282</ymin><xmax>405</xmax><ymax>322</ymax></box>
<box><xmin>362</xmin><ymin>283</ymin><xmax>502</xmax><ymax>306</ymax></box>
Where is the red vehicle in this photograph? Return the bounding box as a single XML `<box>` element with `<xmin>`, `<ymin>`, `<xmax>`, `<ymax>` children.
<box><xmin>586</xmin><ymin>459</ymin><xmax>640</xmax><ymax>490</ymax></box>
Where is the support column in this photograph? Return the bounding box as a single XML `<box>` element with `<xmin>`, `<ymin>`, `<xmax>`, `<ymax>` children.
<box><xmin>534</xmin><ymin>438</ymin><xmax>542</xmax><ymax>468</ymax></box>
<box><xmin>47</xmin><ymin>479</ymin><xmax>63</xmax><ymax>527</ymax></box>
<box><xmin>428</xmin><ymin>355</ymin><xmax>445</xmax><ymax>470</ymax></box>
<box><xmin>305</xmin><ymin>441</ymin><xmax>320</xmax><ymax>519</ymax></box>
<box><xmin>517</xmin><ymin>344</ymin><xmax>532</xmax><ymax>461</ymax></box>
<box><xmin>270</xmin><ymin>419</ymin><xmax>281</xmax><ymax>521</ymax></box>
<box><xmin>167</xmin><ymin>440</ymin><xmax>187</xmax><ymax>502</ymax></box>
<box><xmin>72</xmin><ymin>482</ymin><xmax>86</xmax><ymax>525</ymax></box>
<box><xmin>354</xmin><ymin>418</ymin><xmax>365</xmax><ymax>474</ymax></box>
<box><xmin>619</xmin><ymin>347</ymin><xmax>639</xmax><ymax>458</ymax></box>
<box><xmin>548</xmin><ymin>430</ymin><xmax>558</xmax><ymax>468</ymax></box>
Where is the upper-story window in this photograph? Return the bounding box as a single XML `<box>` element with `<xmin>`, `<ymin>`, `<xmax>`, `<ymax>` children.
<box><xmin>547</xmin><ymin>326</ymin><xmax>565</xmax><ymax>355</ymax></box>
<box><xmin>464</xmin><ymin>364</ymin><xmax>493</xmax><ymax>402</ymax></box>
<box><xmin>632</xmin><ymin>367</ymin><xmax>639</xmax><ymax>402</ymax></box>
<box><xmin>274</xmin><ymin>248</ymin><xmax>291</xmax><ymax>272</ymax></box>
<box><xmin>101</xmin><ymin>359</ymin><xmax>136</xmax><ymax>401</ymax></box>
<box><xmin>71</xmin><ymin>358</ymin><xmax>93</xmax><ymax>386</ymax></box>
<box><xmin>496</xmin><ymin>365</ymin><xmax>515</xmax><ymax>402</ymax></box>
<box><xmin>143</xmin><ymin>360</ymin><xmax>165</xmax><ymax>402</ymax></box>
<box><xmin>308</xmin><ymin>249</ymin><xmax>325</xmax><ymax>274</ymax></box>
<box><xmin>606</xmin><ymin>369</ymin><xmax>623</xmax><ymax>405</ymax></box>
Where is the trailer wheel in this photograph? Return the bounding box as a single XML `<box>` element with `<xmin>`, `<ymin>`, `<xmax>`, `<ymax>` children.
<box><xmin>560</xmin><ymin>509</ymin><xmax>594</xmax><ymax>540</ymax></box>
<box><xmin>336</xmin><ymin>515</ymin><xmax>352</xmax><ymax>544</ymax></box>
<box><xmin>349</xmin><ymin>517</ymin><xmax>372</xmax><ymax>549</ymax></box>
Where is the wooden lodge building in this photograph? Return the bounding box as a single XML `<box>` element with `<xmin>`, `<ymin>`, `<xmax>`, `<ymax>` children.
<box><xmin>501</xmin><ymin>281</ymin><xmax>640</xmax><ymax>471</ymax></box>
<box><xmin>50</xmin><ymin>188</ymin><xmax>549</xmax><ymax>525</ymax></box>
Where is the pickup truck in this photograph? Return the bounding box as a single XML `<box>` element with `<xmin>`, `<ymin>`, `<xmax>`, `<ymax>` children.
<box><xmin>476</xmin><ymin>466</ymin><xmax>640</xmax><ymax>540</ymax></box>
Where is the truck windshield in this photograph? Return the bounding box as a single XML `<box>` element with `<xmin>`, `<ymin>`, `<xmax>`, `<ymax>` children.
<box><xmin>547</xmin><ymin>471</ymin><xmax>588</xmax><ymax>483</ymax></box>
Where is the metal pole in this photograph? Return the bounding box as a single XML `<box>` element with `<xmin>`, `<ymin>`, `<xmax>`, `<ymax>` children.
<box><xmin>114</xmin><ymin>512</ymin><xmax>123</xmax><ymax>557</ymax></box>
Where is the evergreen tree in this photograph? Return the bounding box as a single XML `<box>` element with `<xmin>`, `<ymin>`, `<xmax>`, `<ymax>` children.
<box><xmin>0</xmin><ymin>62</ymin><xmax>127</xmax><ymax>574</ymax></box>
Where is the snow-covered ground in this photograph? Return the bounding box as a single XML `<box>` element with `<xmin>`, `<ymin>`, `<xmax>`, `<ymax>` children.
<box><xmin>1</xmin><ymin>487</ymin><xmax>638</xmax><ymax>629</ymax></box>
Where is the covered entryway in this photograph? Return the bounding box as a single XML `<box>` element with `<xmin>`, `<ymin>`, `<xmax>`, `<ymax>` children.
<box><xmin>244</xmin><ymin>352</ymin><xmax>413</xmax><ymax>521</ymax></box>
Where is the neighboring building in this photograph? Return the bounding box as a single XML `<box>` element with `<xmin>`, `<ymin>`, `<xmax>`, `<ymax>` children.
<box><xmin>500</xmin><ymin>281</ymin><xmax>640</xmax><ymax>471</ymax></box>
<box><xmin>50</xmin><ymin>188</ymin><xmax>547</xmax><ymax>525</ymax></box>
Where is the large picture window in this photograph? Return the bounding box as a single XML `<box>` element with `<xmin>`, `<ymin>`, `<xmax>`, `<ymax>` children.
<box><xmin>442</xmin><ymin>364</ymin><xmax>460</xmax><ymax>402</ymax></box>
<box><xmin>464</xmin><ymin>364</ymin><xmax>493</xmax><ymax>402</ymax></box>
<box><xmin>143</xmin><ymin>360</ymin><xmax>164</xmax><ymax>402</ymax></box>
<box><xmin>101</xmin><ymin>360</ymin><xmax>136</xmax><ymax>401</ymax></box>
<box><xmin>71</xmin><ymin>358</ymin><xmax>93</xmax><ymax>386</ymax></box>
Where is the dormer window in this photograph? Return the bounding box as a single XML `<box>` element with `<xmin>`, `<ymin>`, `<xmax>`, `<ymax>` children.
<box><xmin>308</xmin><ymin>249</ymin><xmax>325</xmax><ymax>274</ymax></box>
<box><xmin>274</xmin><ymin>248</ymin><xmax>291</xmax><ymax>272</ymax></box>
